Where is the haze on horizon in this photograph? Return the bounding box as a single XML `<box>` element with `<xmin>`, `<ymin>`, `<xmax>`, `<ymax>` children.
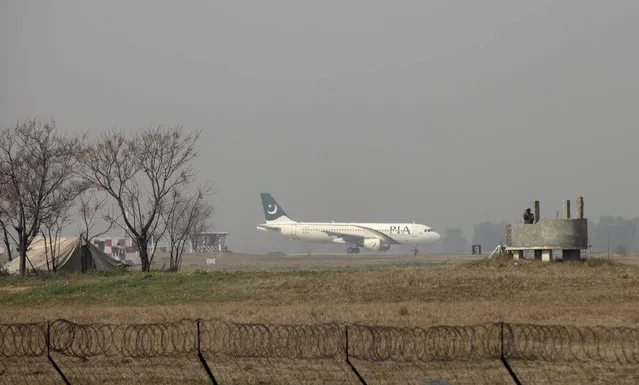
<box><xmin>1</xmin><ymin>1</ymin><xmax>638</xmax><ymax>254</ymax></box>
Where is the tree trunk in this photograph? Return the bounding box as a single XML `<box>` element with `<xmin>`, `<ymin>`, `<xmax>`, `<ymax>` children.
<box><xmin>2</xmin><ymin>227</ymin><xmax>12</xmax><ymax>262</ymax></box>
<box><xmin>138</xmin><ymin>239</ymin><xmax>151</xmax><ymax>272</ymax></box>
<box><xmin>19</xmin><ymin>237</ymin><xmax>28</xmax><ymax>276</ymax></box>
<box><xmin>174</xmin><ymin>241</ymin><xmax>186</xmax><ymax>272</ymax></box>
<box><xmin>176</xmin><ymin>249</ymin><xmax>182</xmax><ymax>272</ymax></box>
<box><xmin>169</xmin><ymin>249</ymin><xmax>176</xmax><ymax>272</ymax></box>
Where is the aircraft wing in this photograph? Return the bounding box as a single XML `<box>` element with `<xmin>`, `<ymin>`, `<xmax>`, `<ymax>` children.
<box><xmin>256</xmin><ymin>225</ymin><xmax>281</xmax><ymax>232</ymax></box>
<box><xmin>323</xmin><ymin>226</ymin><xmax>401</xmax><ymax>245</ymax></box>
<box><xmin>323</xmin><ymin>231</ymin><xmax>365</xmax><ymax>244</ymax></box>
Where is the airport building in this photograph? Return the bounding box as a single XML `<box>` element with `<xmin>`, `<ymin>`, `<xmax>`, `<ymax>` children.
<box><xmin>91</xmin><ymin>231</ymin><xmax>229</xmax><ymax>264</ymax></box>
<box><xmin>188</xmin><ymin>232</ymin><xmax>229</xmax><ymax>253</ymax></box>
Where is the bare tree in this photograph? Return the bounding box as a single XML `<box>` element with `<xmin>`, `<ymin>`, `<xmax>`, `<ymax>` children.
<box><xmin>160</xmin><ymin>184</ymin><xmax>214</xmax><ymax>271</ymax></box>
<box><xmin>40</xmin><ymin>197</ymin><xmax>73</xmax><ymax>273</ymax></box>
<box><xmin>78</xmin><ymin>125</ymin><xmax>201</xmax><ymax>272</ymax></box>
<box><xmin>78</xmin><ymin>190</ymin><xmax>114</xmax><ymax>242</ymax></box>
<box><xmin>0</xmin><ymin>119</ymin><xmax>85</xmax><ymax>275</ymax></box>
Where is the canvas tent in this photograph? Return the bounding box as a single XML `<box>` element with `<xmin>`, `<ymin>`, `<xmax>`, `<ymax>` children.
<box><xmin>3</xmin><ymin>236</ymin><xmax>127</xmax><ymax>274</ymax></box>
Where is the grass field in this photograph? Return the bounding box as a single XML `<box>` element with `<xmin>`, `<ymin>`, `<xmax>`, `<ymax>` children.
<box><xmin>2</xmin><ymin>252</ymin><xmax>639</xmax><ymax>384</ymax></box>
<box><xmin>1</xmin><ymin>252</ymin><xmax>638</xmax><ymax>326</ymax></box>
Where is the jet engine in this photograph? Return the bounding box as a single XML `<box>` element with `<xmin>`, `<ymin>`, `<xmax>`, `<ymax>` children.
<box><xmin>362</xmin><ymin>238</ymin><xmax>390</xmax><ymax>251</ymax></box>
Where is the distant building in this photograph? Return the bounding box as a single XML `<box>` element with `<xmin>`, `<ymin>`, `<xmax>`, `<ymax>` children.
<box><xmin>189</xmin><ymin>232</ymin><xmax>229</xmax><ymax>253</ymax></box>
<box><xmin>90</xmin><ymin>232</ymin><xmax>229</xmax><ymax>262</ymax></box>
<box><xmin>91</xmin><ymin>236</ymin><xmax>136</xmax><ymax>265</ymax></box>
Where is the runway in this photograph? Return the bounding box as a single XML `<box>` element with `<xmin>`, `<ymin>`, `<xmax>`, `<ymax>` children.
<box><xmin>169</xmin><ymin>252</ymin><xmax>484</xmax><ymax>271</ymax></box>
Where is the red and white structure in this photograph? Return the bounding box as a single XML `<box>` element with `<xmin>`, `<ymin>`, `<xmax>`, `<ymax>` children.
<box><xmin>92</xmin><ymin>237</ymin><xmax>136</xmax><ymax>265</ymax></box>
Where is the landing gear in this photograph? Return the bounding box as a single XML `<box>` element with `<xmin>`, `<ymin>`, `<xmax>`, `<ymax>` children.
<box><xmin>347</xmin><ymin>247</ymin><xmax>360</xmax><ymax>254</ymax></box>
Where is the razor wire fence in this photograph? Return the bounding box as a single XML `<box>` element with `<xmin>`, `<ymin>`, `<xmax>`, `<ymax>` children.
<box><xmin>1</xmin><ymin>319</ymin><xmax>638</xmax><ymax>384</ymax></box>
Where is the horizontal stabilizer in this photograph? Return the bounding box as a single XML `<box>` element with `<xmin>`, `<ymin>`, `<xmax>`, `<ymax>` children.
<box><xmin>256</xmin><ymin>225</ymin><xmax>282</xmax><ymax>232</ymax></box>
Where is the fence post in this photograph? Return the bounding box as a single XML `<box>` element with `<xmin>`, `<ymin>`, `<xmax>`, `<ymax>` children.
<box><xmin>500</xmin><ymin>322</ymin><xmax>522</xmax><ymax>385</ymax></box>
<box><xmin>344</xmin><ymin>325</ymin><xmax>367</xmax><ymax>385</ymax></box>
<box><xmin>47</xmin><ymin>321</ymin><xmax>71</xmax><ymax>385</ymax></box>
<box><xmin>196</xmin><ymin>319</ymin><xmax>218</xmax><ymax>385</ymax></box>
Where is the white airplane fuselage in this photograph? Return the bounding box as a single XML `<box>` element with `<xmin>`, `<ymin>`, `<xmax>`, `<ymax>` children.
<box><xmin>257</xmin><ymin>221</ymin><xmax>438</xmax><ymax>246</ymax></box>
<box><xmin>256</xmin><ymin>193</ymin><xmax>441</xmax><ymax>253</ymax></box>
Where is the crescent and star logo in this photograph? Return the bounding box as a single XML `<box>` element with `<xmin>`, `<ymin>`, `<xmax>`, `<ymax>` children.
<box><xmin>267</xmin><ymin>204</ymin><xmax>278</xmax><ymax>215</ymax></box>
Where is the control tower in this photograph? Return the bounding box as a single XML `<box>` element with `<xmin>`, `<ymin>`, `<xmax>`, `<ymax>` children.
<box><xmin>506</xmin><ymin>197</ymin><xmax>588</xmax><ymax>262</ymax></box>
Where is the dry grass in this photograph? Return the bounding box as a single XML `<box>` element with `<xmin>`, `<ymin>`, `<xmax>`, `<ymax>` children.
<box><xmin>2</xmin><ymin>254</ymin><xmax>639</xmax><ymax>384</ymax></box>
<box><xmin>1</xmin><ymin>254</ymin><xmax>639</xmax><ymax>327</ymax></box>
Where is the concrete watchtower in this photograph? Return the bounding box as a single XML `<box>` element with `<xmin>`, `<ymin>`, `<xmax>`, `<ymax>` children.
<box><xmin>506</xmin><ymin>197</ymin><xmax>588</xmax><ymax>261</ymax></box>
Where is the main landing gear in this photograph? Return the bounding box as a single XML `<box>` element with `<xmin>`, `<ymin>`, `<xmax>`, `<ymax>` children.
<box><xmin>347</xmin><ymin>247</ymin><xmax>360</xmax><ymax>254</ymax></box>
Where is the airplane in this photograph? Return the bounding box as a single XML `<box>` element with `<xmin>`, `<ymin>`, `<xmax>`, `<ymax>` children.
<box><xmin>256</xmin><ymin>193</ymin><xmax>441</xmax><ymax>254</ymax></box>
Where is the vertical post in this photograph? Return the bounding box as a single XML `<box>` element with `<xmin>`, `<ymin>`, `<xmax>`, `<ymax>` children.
<box><xmin>344</xmin><ymin>326</ymin><xmax>367</xmax><ymax>385</ymax></box>
<box><xmin>196</xmin><ymin>319</ymin><xmax>218</xmax><ymax>385</ymax></box>
<box><xmin>345</xmin><ymin>325</ymin><xmax>348</xmax><ymax>359</ymax></box>
<box><xmin>500</xmin><ymin>322</ymin><xmax>504</xmax><ymax>357</ymax></box>
<box><xmin>531</xmin><ymin>200</ymin><xmax>540</xmax><ymax>223</ymax></box>
<box><xmin>567</xmin><ymin>200</ymin><xmax>571</xmax><ymax>218</ymax></box>
<box><xmin>500</xmin><ymin>322</ymin><xmax>522</xmax><ymax>385</ymax></box>
<box><xmin>47</xmin><ymin>321</ymin><xmax>71</xmax><ymax>385</ymax></box>
<box><xmin>530</xmin><ymin>200</ymin><xmax>542</xmax><ymax>259</ymax></box>
<box><xmin>562</xmin><ymin>200</ymin><xmax>571</xmax><ymax>219</ymax></box>
<box><xmin>576</xmin><ymin>196</ymin><xmax>584</xmax><ymax>219</ymax></box>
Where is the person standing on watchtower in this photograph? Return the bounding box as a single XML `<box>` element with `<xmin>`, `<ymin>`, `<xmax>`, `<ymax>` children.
<box><xmin>523</xmin><ymin>208</ymin><xmax>535</xmax><ymax>224</ymax></box>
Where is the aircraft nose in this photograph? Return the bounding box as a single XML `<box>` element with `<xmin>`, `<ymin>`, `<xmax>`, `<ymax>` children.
<box><xmin>433</xmin><ymin>231</ymin><xmax>441</xmax><ymax>241</ymax></box>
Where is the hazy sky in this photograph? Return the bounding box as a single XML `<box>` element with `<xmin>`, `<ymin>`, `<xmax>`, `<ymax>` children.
<box><xmin>2</xmin><ymin>1</ymin><xmax>638</xmax><ymax>253</ymax></box>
